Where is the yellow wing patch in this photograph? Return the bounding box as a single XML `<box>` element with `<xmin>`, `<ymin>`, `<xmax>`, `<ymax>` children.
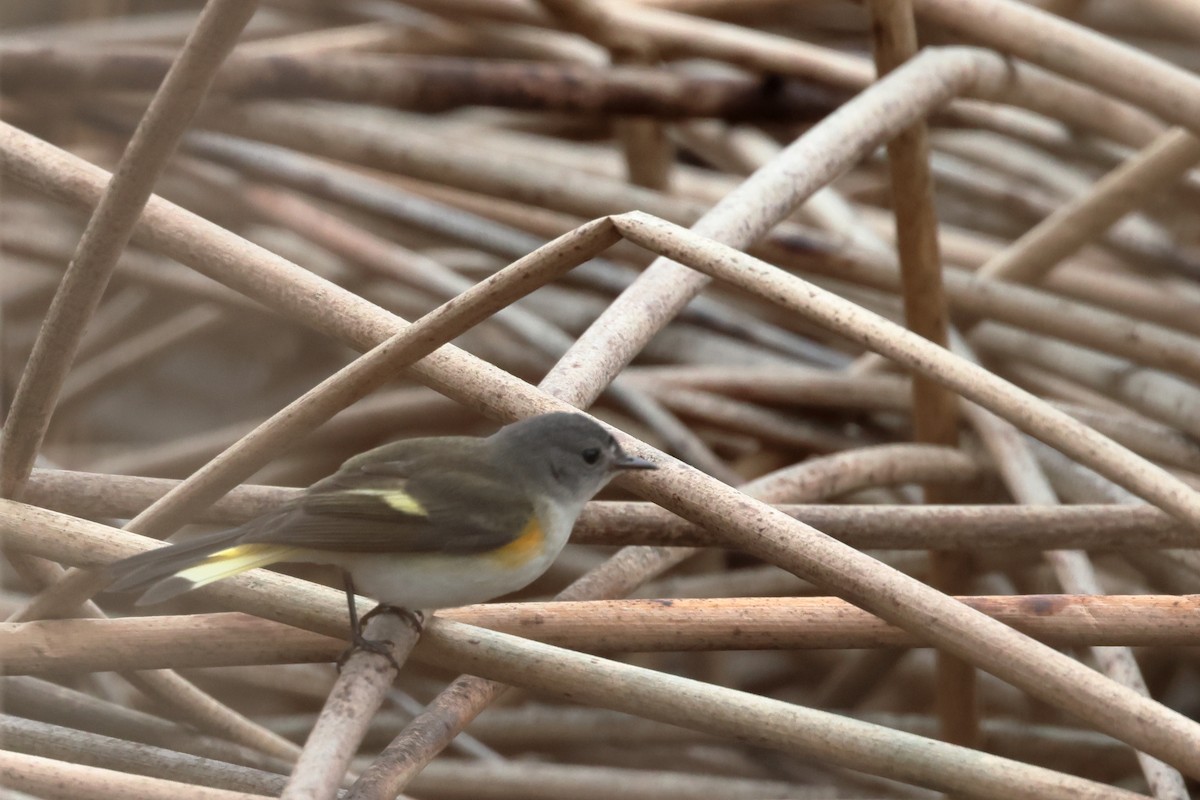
<box><xmin>176</xmin><ymin>544</ymin><xmax>301</xmax><ymax>588</ymax></box>
<box><xmin>345</xmin><ymin>488</ymin><xmax>427</xmax><ymax>516</ymax></box>
<box><xmin>489</xmin><ymin>517</ymin><xmax>545</xmax><ymax>568</ymax></box>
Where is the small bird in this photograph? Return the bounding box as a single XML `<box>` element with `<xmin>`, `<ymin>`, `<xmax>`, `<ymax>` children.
<box><xmin>107</xmin><ymin>412</ymin><xmax>656</xmax><ymax>659</ymax></box>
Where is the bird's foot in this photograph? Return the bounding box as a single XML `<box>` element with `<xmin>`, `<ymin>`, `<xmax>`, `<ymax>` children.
<box><xmin>361</xmin><ymin>603</ymin><xmax>425</xmax><ymax>632</ymax></box>
<box><xmin>337</xmin><ymin>633</ymin><xmax>400</xmax><ymax>672</ymax></box>
<box><xmin>336</xmin><ymin>605</ymin><xmax>424</xmax><ymax>672</ymax></box>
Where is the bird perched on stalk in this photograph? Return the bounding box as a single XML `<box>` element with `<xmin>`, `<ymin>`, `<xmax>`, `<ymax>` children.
<box><xmin>108</xmin><ymin>412</ymin><xmax>656</xmax><ymax>662</ymax></box>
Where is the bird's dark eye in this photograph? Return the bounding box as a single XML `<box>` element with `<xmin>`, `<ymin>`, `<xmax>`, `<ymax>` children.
<box><xmin>581</xmin><ymin>448</ymin><xmax>601</xmax><ymax>465</ymax></box>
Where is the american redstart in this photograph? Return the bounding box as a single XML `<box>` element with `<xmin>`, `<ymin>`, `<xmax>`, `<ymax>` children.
<box><xmin>107</xmin><ymin>412</ymin><xmax>656</xmax><ymax>659</ymax></box>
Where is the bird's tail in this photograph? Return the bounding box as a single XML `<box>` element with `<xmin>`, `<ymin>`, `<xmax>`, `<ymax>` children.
<box><xmin>107</xmin><ymin>527</ymin><xmax>300</xmax><ymax>605</ymax></box>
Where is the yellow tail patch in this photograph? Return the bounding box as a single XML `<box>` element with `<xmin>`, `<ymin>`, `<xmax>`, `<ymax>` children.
<box><xmin>176</xmin><ymin>544</ymin><xmax>301</xmax><ymax>589</ymax></box>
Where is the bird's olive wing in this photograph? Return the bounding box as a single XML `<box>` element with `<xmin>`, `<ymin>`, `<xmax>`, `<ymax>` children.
<box><xmin>243</xmin><ymin>467</ymin><xmax>534</xmax><ymax>555</ymax></box>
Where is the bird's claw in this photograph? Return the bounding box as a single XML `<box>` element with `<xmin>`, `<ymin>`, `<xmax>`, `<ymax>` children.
<box><xmin>361</xmin><ymin>604</ymin><xmax>425</xmax><ymax>632</ymax></box>
<box><xmin>337</xmin><ymin>633</ymin><xmax>401</xmax><ymax>672</ymax></box>
<box><xmin>336</xmin><ymin>605</ymin><xmax>424</xmax><ymax>672</ymax></box>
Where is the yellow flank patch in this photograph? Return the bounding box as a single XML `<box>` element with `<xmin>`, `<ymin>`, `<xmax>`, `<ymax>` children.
<box><xmin>490</xmin><ymin>517</ymin><xmax>545</xmax><ymax>568</ymax></box>
<box><xmin>346</xmin><ymin>488</ymin><xmax>427</xmax><ymax>516</ymax></box>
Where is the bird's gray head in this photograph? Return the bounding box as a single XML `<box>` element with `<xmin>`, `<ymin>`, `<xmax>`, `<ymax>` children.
<box><xmin>489</xmin><ymin>412</ymin><xmax>656</xmax><ymax>508</ymax></box>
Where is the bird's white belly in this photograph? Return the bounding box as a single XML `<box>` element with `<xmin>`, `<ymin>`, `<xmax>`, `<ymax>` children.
<box><xmin>301</xmin><ymin>498</ymin><xmax>578</xmax><ymax>610</ymax></box>
<box><xmin>340</xmin><ymin>552</ymin><xmax>551</xmax><ymax>609</ymax></box>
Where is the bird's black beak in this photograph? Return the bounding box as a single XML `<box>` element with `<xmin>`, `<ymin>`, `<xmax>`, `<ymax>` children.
<box><xmin>614</xmin><ymin>451</ymin><xmax>657</xmax><ymax>471</ymax></box>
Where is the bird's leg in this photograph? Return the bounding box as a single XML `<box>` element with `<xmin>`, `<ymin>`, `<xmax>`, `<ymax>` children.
<box><xmin>338</xmin><ymin>570</ymin><xmax>402</xmax><ymax>671</ymax></box>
